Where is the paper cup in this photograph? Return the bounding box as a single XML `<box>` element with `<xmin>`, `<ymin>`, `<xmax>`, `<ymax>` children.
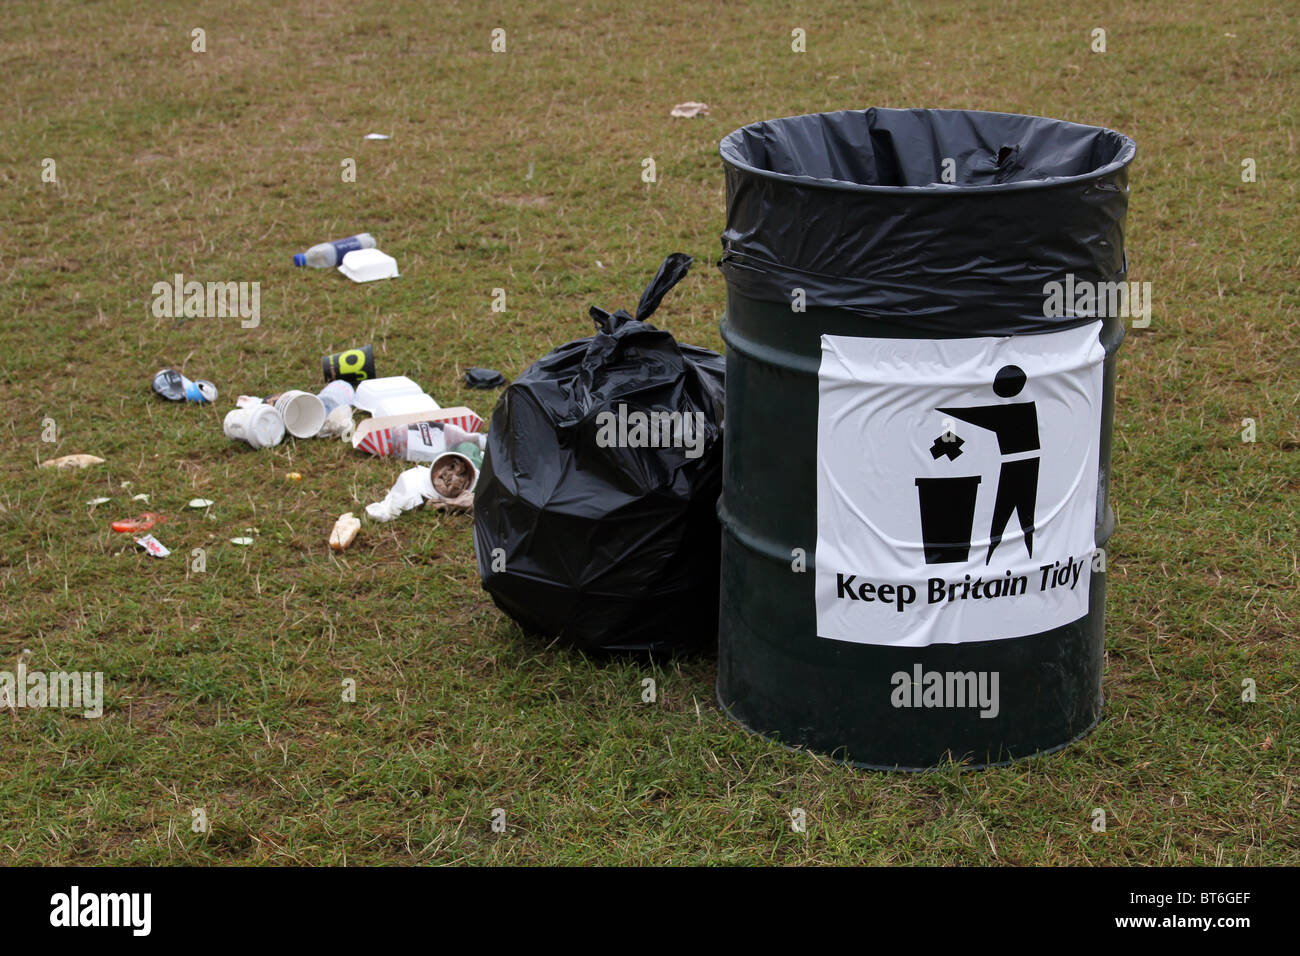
<box><xmin>429</xmin><ymin>451</ymin><xmax>479</xmax><ymax>497</ymax></box>
<box><xmin>224</xmin><ymin>404</ymin><xmax>285</xmax><ymax>449</ymax></box>
<box><xmin>322</xmin><ymin>344</ymin><xmax>375</xmax><ymax>385</ymax></box>
<box><xmin>274</xmin><ymin>390</ymin><xmax>327</xmax><ymax>438</ymax></box>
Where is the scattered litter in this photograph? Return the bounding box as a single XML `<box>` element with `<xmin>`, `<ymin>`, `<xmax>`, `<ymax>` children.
<box><xmin>365</xmin><ymin>466</ymin><xmax>433</xmax><ymax>522</ymax></box>
<box><xmin>329</xmin><ymin>513</ymin><xmax>361</xmax><ymax>551</ymax></box>
<box><xmin>112</xmin><ymin>513</ymin><xmax>163</xmax><ymax>534</ymax></box>
<box><xmin>41</xmin><ymin>454</ymin><xmax>105</xmax><ymax>470</ymax></box>
<box><xmin>131</xmin><ymin>493</ymin><xmax>150</xmax><ymax>502</ymax></box>
<box><xmin>286</xmin><ymin>472</ymin><xmax>303</xmax><ymax>482</ymax></box>
<box><xmin>269</xmin><ymin>390</ymin><xmax>326</xmax><ymax>438</ymax></box>
<box><xmin>230</xmin><ymin>537</ymin><xmax>254</xmax><ymax>546</ymax></box>
<box><xmin>352</xmin><ymin>408</ymin><xmax>484</xmax><ymax>458</ymax></box>
<box><xmin>87</xmin><ymin>497</ymin><xmax>111</xmax><ymax>506</ymax></box>
<box><xmin>431</xmin><ymin>451</ymin><xmax>477</xmax><ymax>498</ymax></box>
<box><xmin>317</xmin><ymin>404</ymin><xmax>356</xmax><ymax>441</ymax></box>
<box><xmin>152</xmin><ymin>367</ymin><xmax>217</xmax><ymax>404</ymax></box>
<box><xmin>364</xmin><ymin>133</ymin><xmax>390</xmax><ymax>141</ymax></box>
<box><xmin>354</xmin><ymin>376</ymin><xmax>438</xmax><ymax>417</ymax></box>
<box><xmin>223</xmin><ymin>403</ymin><xmax>285</xmax><ymax>449</ymax></box>
<box><xmin>454</xmin><ymin>440</ymin><xmax>484</xmax><ymax>469</ymax></box>
<box><xmin>187</xmin><ymin>498</ymin><xmax>214</xmax><ymax>509</ymax></box>
<box><xmin>318</xmin><ymin>379</ymin><xmax>355</xmax><ymax>414</ymax></box>
<box><xmin>322</xmin><ymin>345</ymin><xmax>375</xmax><ymax>385</ymax></box>
<box><xmin>294</xmin><ymin>233</ymin><xmax>376</xmax><ymax>269</ymax></box>
<box><xmin>365</xmin><ymin>452</ymin><xmax>479</xmax><ymax>522</ymax></box>
<box><xmin>596</xmin><ymin>260</ymin><xmax>605</xmax><ymax>269</ymax></box>
<box><xmin>670</xmin><ymin>101</ymin><xmax>710</xmax><ymax>119</ymax></box>
<box><xmin>339</xmin><ymin>248</ymin><xmax>399</xmax><ymax>283</ymax></box>
<box><xmin>428</xmin><ymin>490</ymin><xmax>474</xmax><ymax>514</ymax></box>
<box><xmin>135</xmin><ymin>534</ymin><xmax>170</xmax><ymax>558</ymax></box>
<box><xmin>375</xmin><ymin>419</ymin><xmax>482</xmax><ymax>463</ymax></box>
<box><xmin>464</xmin><ymin>367</ymin><xmax>507</xmax><ymax>389</ymax></box>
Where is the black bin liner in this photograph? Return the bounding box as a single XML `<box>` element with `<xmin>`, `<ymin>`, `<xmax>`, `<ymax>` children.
<box><xmin>719</xmin><ymin>107</ymin><xmax>1137</xmax><ymax>333</ymax></box>
<box><xmin>473</xmin><ymin>254</ymin><xmax>725</xmax><ymax>654</ymax></box>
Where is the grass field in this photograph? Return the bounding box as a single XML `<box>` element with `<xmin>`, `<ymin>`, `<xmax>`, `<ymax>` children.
<box><xmin>1</xmin><ymin>0</ymin><xmax>1296</xmax><ymax>865</ymax></box>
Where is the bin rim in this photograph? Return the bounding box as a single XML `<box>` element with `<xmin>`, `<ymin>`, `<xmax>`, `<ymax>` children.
<box><xmin>719</xmin><ymin>107</ymin><xmax>1137</xmax><ymax>197</ymax></box>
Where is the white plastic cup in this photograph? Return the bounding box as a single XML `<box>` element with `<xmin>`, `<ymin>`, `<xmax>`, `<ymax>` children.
<box><xmin>317</xmin><ymin>379</ymin><xmax>356</xmax><ymax>415</ymax></box>
<box><xmin>224</xmin><ymin>404</ymin><xmax>285</xmax><ymax>449</ymax></box>
<box><xmin>274</xmin><ymin>390</ymin><xmax>327</xmax><ymax>438</ymax></box>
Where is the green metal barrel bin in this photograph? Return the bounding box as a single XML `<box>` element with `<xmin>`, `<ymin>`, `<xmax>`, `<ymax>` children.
<box><xmin>716</xmin><ymin>108</ymin><xmax>1136</xmax><ymax>769</ymax></box>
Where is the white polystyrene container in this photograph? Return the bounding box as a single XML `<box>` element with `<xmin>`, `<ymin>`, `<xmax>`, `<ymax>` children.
<box><xmin>353</xmin><ymin>376</ymin><xmax>439</xmax><ymax>414</ymax></box>
<box><xmin>339</xmin><ymin>248</ymin><xmax>399</xmax><ymax>282</ymax></box>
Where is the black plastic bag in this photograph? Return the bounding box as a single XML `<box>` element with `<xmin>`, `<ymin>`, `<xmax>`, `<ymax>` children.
<box><xmin>719</xmin><ymin>107</ymin><xmax>1136</xmax><ymax>334</ymax></box>
<box><xmin>473</xmin><ymin>254</ymin><xmax>725</xmax><ymax>654</ymax></box>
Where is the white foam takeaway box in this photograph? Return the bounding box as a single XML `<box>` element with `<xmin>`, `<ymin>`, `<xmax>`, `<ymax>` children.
<box><xmin>353</xmin><ymin>376</ymin><xmax>439</xmax><ymax>417</ymax></box>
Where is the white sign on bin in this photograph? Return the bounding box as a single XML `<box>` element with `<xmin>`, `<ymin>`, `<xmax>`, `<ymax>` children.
<box><xmin>814</xmin><ymin>322</ymin><xmax>1105</xmax><ymax>646</ymax></box>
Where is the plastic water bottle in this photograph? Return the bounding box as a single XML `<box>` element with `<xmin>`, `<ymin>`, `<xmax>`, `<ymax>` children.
<box><xmin>293</xmin><ymin>233</ymin><xmax>376</xmax><ymax>268</ymax></box>
<box><xmin>316</xmin><ymin>380</ymin><xmax>355</xmax><ymax>415</ymax></box>
<box><xmin>388</xmin><ymin>422</ymin><xmax>486</xmax><ymax>462</ymax></box>
<box><xmin>388</xmin><ymin>422</ymin><xmax>448</xmax><ymax>462</ymax></box>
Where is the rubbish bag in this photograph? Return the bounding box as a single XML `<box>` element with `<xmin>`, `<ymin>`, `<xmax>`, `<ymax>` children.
<box><xmin>473</xmin><ymin>253</ymin><xmax>726</xmax><ymax>654</ymax></box>
<box><xmin>719</xmin><ymin>107</ymin><xmax>1136</xmax><ymax>334</ymax></box>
